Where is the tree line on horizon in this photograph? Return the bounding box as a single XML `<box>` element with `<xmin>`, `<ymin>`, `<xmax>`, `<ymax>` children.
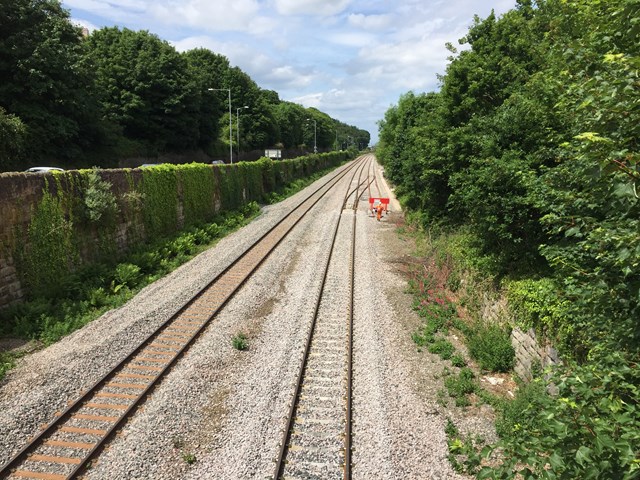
<box><xmin>0</xmin><ymin>0</ymin><xmax>370</xmax><ymax>171</ymax></box>
<box><xmin>378</xmin><ymin>0</ymin><xmax>638</xmax><ymax>476</ymax></box>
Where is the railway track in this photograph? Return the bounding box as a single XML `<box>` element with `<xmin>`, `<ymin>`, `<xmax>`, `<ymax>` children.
<box><xmin>0</xmin><ymin>157</ymin><xmax>368</xmax><ymax>480</ymax></box>
<box><xmin>273</xmin><ymin>155</ymin><xmax>373</xmax><ymax>479</ymax></box>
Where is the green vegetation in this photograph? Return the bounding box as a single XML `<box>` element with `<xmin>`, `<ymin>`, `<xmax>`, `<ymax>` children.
<box><xmin>0</xmin><ymin>150</ymin><xmax>350</xmax><ymax>381</ymax></box>
<box><xmin>231</xmin><ymin>332</ymin><xmax>248</xmax><ymax>351</ymax></box>
<box><xmin>466</xmin><ymin>324</ymin><xmax>514</xmax><ymax>373</ymax></box>
<box><xmin>22</xmin><ymin>188</ymin><xmax>77</xmax><ymax>298</ymax></box>
<box><xmin>0</xmin><ymin>352</ymin><xmax>16</xmax><ymax>380</ymax></box>
<box><xmin>444</xmin><ymin>367</ymin><xmax>477</xmax><ymax>407</ymax></box>
<box><xmin>0</xmin><ymin>203</ymin><xmax>259</xmax><ymax>379</ymax></box>
<box><xmin>380</xmin><ymin>0</ymin><xmax>639</xmax><ymax>477</ymax></box>
<box><xmin>0</xmin><ymin>1</ymin><xmax>369</xmax><ymax>170</ymax></box>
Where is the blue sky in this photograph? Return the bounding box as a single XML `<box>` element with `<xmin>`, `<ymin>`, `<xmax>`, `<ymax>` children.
<box><xmin>63</xmin><ymin>0</ymin><xmax>517</xmax><ymax>144</ymax></box>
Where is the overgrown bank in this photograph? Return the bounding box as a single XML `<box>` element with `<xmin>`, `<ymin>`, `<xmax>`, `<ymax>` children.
<box><xmin>402</xmin><ymin>223</ymin><xmax>639</xmax><ymax>479</ymax></box>
<box><xmin>378</xmin><ymin>0</ymin><xmax>638</xmax><ymax>477</ymax></box>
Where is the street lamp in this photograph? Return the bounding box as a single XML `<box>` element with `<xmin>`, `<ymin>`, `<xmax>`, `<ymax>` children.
<box><xmin>236</xmin><ymin>106</ymin><xmax>248</xmax><ymax>160</ymax></box>
<box><xmin>307</xmin><ymin>118</ymin><xmax>317</xmax><ymax>153</ymax></box>
<box><xmin>208</xmin><ymin>87</ymin><xmax>233</xmax><ymax>164</ymax></box>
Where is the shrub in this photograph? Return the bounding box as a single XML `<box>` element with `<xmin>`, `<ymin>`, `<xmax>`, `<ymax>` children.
<box><xmin>467</xmin><ymin>323</ymin><xmax>514</xmax><ymax>372</ymax></box>
<box><xmin>494</xmin><ymin>376</ymin><xmax>547</xmax><ymax>439</ymax></box>
<box><xmin>506</xmin><ymin>277</ymin><xmax>572</xmax><ymax>352</ymax></box>
<box><xmin>478</xmin><ymin>352</ymin><xmax>640</xmax><ymax>479</ymax></box>
<box><xmin>83</xmin><ymin>168</ymin><xmax>119</xmax><ymax>223</ymax></box>
<box><xmin>114</xmin><ymin>263</ymin><xmax>141</xmax><ymax>287</ymax></box>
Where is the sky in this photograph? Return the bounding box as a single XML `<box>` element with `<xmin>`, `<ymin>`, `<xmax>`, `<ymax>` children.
<box><xmin>63</xmin><ymin>0</ymin><xmax>517</xmax><ymax>145</ymax></box>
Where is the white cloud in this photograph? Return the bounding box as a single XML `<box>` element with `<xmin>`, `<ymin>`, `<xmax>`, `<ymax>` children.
<box><xmin>275</xmin><ymin>0</ymin><xmax>352</xmax><ymax>17</ymax></box>
<box><xmin>64</xmin><ymin>0</ymin><xmax>146</xmax><ymax>12</ymax></box>
<box><xmin>347</xmin><ymin>13</ymin><xmax>394</xmax><ymax>30</ymax></box>
<box><xmin>173</xmin><ymin>36</ymin><xmax>320</xmax><ymax>91</ymax></box>
<box><xmin>150</xmin><ymin>0</ymin><xmax>263</xmax><ymax>32</ymax></box>
<box><xmin>347</xmin><ymin>36</ymin><xmax>450</xmax><ymax>91</ymax></box>
<box><xmin>265</xmin><ymin>66</ymin><xmax>315</xmax><ymax>89</ymax></box>
<box><xmin>327</xmin><ymin>32</ymin><xmax>375</xmax><ymax>48</ymax></box>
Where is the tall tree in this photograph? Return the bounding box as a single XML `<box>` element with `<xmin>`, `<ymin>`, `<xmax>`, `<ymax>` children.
<box><xmin>85</xmin><ymin>27</ymin><xmax>199</xmax><ymax>153</ymax></box>
<box><xmin>183</xmin><ymin>48</ymin><xmax>230</xmax><ymax>153</ymax></box>
<box><xmin>0</xmin><ymin>0</ymin><xmax>100</xmax><ymax>162</ymax></box>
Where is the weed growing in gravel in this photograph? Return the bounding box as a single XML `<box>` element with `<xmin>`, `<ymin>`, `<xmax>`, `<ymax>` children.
<box><xmin>444</xmin><ymin>367</ymin><xmax>477</xmax><ymax>407</ymax></box>
<box><xmin>0</xmin><ymin>352</ymin><xmax>15</xmax><ymax>380</ymax></box>
<box><xmin>232</xmin><ymin>332</ymin><xmax>248</xmax><ymax>351</ymax></box>
<box><xmin>466</xmin><ymin>323</ymin><xmax>515</xmax><ymax>372</ymax></box>
<box><xmin>445</xmin><ymin>418</ymin><xmax>484</xmax><ymax>475</ymax></box>
<box><xmin>450</xmin><ymin>354</ymin><xmax>467</xmax><ymax>368</ymax></box>
<box><xmin>437</xmin><ymin>389</ymin><xmax>448</xmax><ymax>407</ymax></box>
<box><xmin>182</xmin><ymin>452</ymin><xmax>196</xmax><ymax>464</ymax></box>
<box><xmin>428</xmin><ymin>338</ymin><xmax>455</xmax><ymax>360</ymax></box>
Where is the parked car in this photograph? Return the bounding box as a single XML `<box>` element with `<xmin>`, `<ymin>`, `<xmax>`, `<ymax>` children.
<box><xmin>25</xmin><ymin>167</ymin><xmax>64</xmax><ymax>173</ymax></box>
<box><xmin>211</xmin><ymin>160</ymin><xmax>225</xmax><ymax>165</ymax></box>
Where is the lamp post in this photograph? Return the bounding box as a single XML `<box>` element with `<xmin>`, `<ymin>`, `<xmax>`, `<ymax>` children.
<box><xmin>307</xmin><ymin>118</ymin><xmax>317</xmax><ymax>153</ymax></box>
<box><xmin>236</xmin><ymin>106</ymin><xmax>248</xmax><ymax>160</ymax></box>
<box><xmin>208</xmin><ymin>87</ymin><xmax>233</xmax><ymax>164</ymax></box>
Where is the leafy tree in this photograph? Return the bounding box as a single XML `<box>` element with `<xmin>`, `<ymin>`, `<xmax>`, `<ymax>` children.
<box><xmin>85</xmin><ymin>27</ymin><xmax>199</xmax><ymax>153</ymax></box>
<box><xmin>183</xmin><ymin>48</ymin><xmax>229</xmax><ymax>153</ymax></box>
<box><xmin>274</xmin><ymin>101</ymin><xmax>307</xmax><ymax>148</ymax></box>
<box><xmin>379</xmin><ymin>0</ymin><xmax>639</xmax><ymax>476</ymax></box>
<box><xmin>0</xmin><ymin>0</ymin><xmax>101</xmax><ymax>163</ymax></box>
<box><xmin>0</xmin><ymin>107</ymin><xmax>27</xmax><ymax>170</ymax></box>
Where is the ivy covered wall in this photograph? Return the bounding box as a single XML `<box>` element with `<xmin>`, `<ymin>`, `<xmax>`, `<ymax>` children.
<box><xmin>0</xmin><ymin>152</ymin><xmax>349</xmax><ymax>307</ymax></box>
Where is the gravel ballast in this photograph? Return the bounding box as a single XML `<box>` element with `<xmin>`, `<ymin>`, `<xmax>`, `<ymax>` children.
<box><xmin>0</xmin><ymin>156</ymin><xmax>496</xmax><ymax>479</ymax></box>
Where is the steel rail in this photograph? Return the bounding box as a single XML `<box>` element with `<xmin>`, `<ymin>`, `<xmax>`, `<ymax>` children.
<box><xmin>343</xmin><ymin>159</ymin><xmax>371</xmax><ymax>480</ymax></box>
<box><xmin>0</xmin><ymin>157</ymin><xmax>366</xmax><ymax>480</ymax></box>
<box><xmin>273</xmin><ymin>158</ymin><xmax>369</xmax><ymax>479</ymax></box>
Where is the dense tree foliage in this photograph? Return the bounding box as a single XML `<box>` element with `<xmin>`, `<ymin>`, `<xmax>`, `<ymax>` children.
<box><xmin>86</xmin><ymin>27</ymin><xmax>200</xmax><ymax>154</ymax></box>
<box><xmin>0</xmin><ymin>1</ymin><xmax>369</xmax><ymax>169</ymax></box>
<box><xmin>0</xmin><ymin>0</ymin><xmax>102</xmax><ymax>167</ymax></box>
<box><xmin>377</xmin><ymin>0</ymin><xmax>639</xmax><ymax>477</ymax></box>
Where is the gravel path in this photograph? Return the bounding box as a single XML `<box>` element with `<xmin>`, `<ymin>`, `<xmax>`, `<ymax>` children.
<box><xmin>0</xmin><ymin>156</ymin><xmax>495</xmax><ymax>479</ymax></box>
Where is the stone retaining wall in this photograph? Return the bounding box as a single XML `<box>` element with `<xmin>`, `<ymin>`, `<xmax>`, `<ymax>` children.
<box><xmin>478</xmin><ymin>293</ymin><xmax>561</xmax><ymax>381</ymax></box>
<box><xmin>511</xmin><ymin>327</ymin><xmax>561</xmax><ymax>381</ymax></box>
<box><xmin>0</xmin><ymin>153</ymin><xmax>350</xmax><ymax>309</ymax></box>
